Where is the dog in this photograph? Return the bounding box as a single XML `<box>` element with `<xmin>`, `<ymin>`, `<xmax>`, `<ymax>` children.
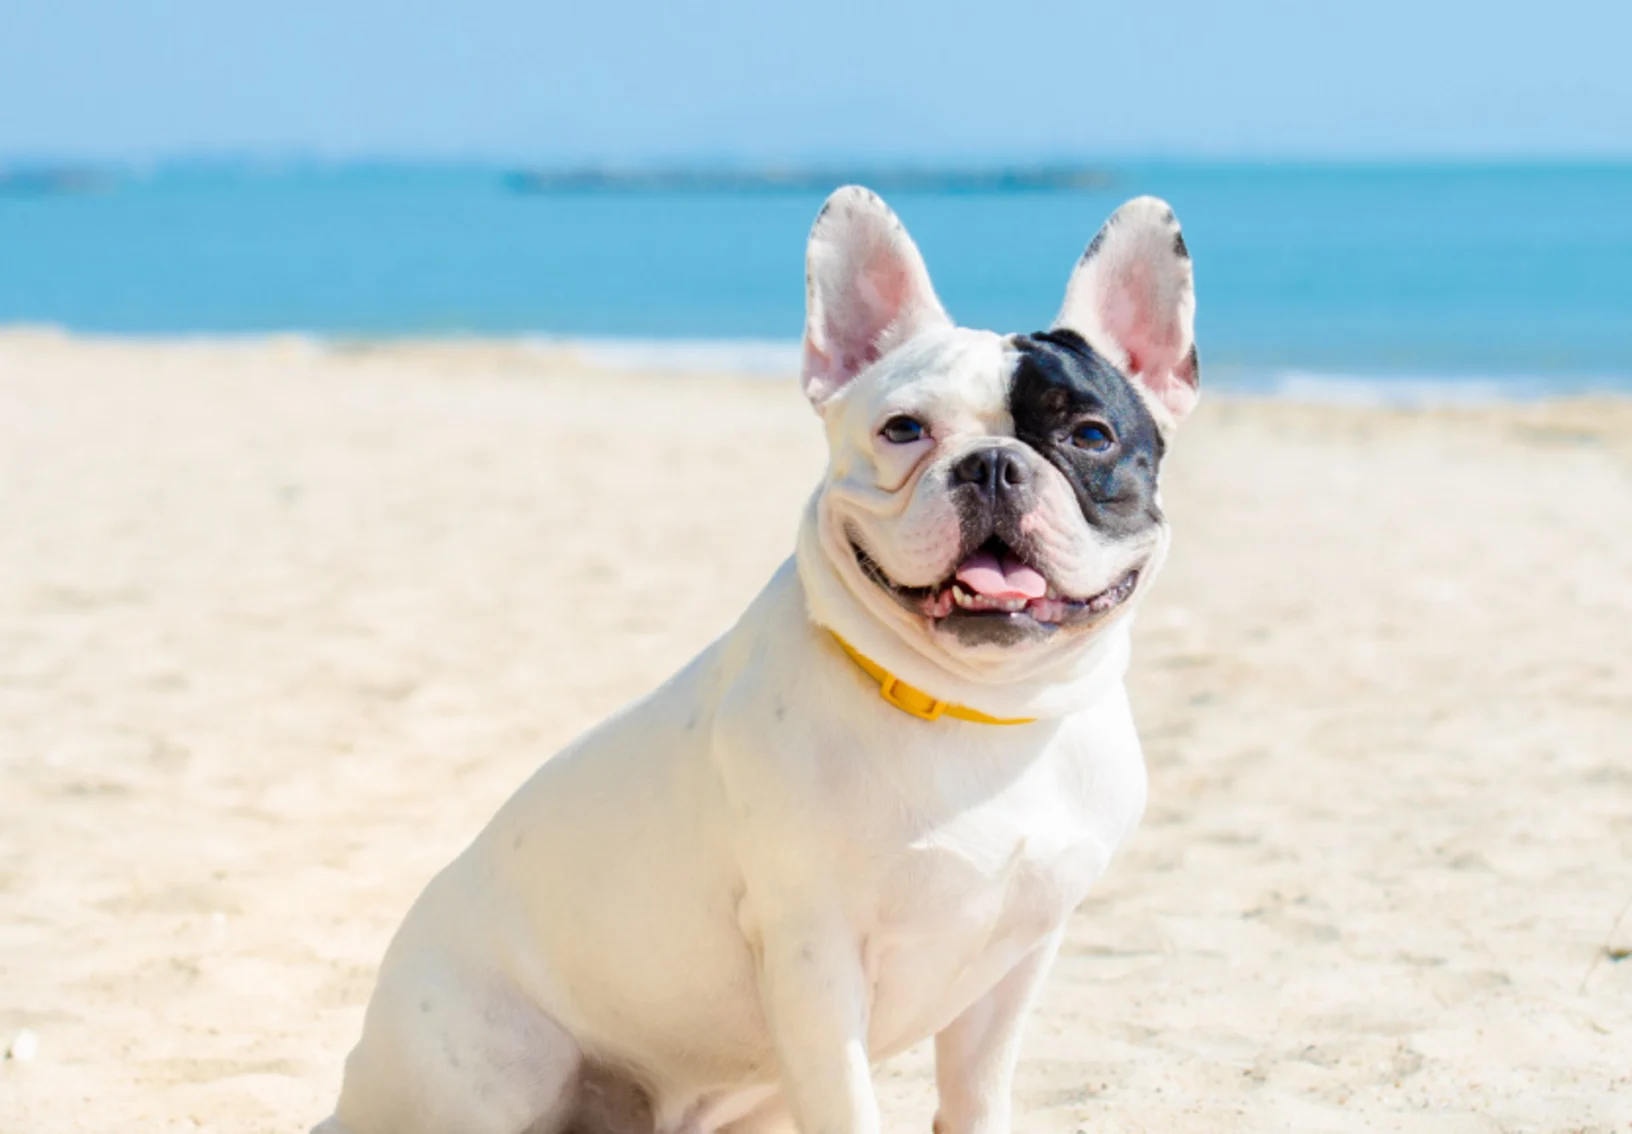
<box><xmin>316</xmin><ymin>186</ymin><xmax>1199</xmax><ymax>1134</ymax></box>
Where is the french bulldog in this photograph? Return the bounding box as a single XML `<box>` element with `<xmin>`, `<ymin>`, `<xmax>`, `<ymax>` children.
<box><xmin>317</xmin><ymin>186</ymin><xmax>1199</xmax><ymax>1134</ymax></box>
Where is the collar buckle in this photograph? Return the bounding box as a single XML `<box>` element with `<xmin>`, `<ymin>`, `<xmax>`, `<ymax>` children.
<box><xmin>878</xmin><ymin>673</ymin><xmax>948</xmax><ymax>721</ymax></box>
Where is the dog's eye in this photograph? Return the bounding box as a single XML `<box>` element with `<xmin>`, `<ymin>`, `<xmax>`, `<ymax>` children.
<box><xmin>1070</xmin><ymin>422</ymin><xmax>1115</xmax><ymax>452</ymax></box>
<box><xmin>880</xmin><ymin>415</ymin><xmax>927</xmax><ymax>445</ymax></box>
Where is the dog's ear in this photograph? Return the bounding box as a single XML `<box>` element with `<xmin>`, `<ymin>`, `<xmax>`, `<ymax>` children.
<box><xmin>1054</xmin><ymin>196</ymin><xmax>1199</xmax><ymax>423</ymax></box>
<box><xmin>801</xmin><ymin>186</ymin><xmax>951</xmax><ymax>408</ymax></box>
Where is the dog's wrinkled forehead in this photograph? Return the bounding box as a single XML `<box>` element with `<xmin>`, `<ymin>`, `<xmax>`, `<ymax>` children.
<box><xmin>860</xmin><ymin>328</ymin><xmax>1011</xmax><ymax>428</ymax></box>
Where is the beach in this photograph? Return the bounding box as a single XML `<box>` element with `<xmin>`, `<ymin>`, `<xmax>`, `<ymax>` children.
<box><xmin>1</xmin><ymin>331</ymin><xmax>1628</xmax><ymax>1132</ymax></box>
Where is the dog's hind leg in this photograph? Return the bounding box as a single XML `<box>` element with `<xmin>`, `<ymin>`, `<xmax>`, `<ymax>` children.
<box><xmin>324</xmin><ymin>950</ymin><xmax>583</xmax><ymax>1134</ymax></box>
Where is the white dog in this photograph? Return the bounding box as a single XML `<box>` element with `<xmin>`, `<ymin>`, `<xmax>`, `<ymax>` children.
<box><xmin>317</xmin><ymin>185</ymin><xmax>1200</xmax><ymax>1134</ymax></box>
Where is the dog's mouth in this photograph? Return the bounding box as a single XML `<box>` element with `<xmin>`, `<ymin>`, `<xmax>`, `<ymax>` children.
<box><xmin>852</xmin><ymin>537</ymin><xmax>1140</xmax><ymax>629</ymax></box>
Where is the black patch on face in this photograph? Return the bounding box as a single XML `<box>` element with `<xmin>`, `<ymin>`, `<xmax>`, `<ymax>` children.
<box><xmin>1007</xmin><ymin>329</ymin><xmax>1165</xmax><ymax>542</ymax></box>
<box><xmin>1173</xmin><ymin>230</ymin><xmax>1189</xmax><ymax>259</ymax></box>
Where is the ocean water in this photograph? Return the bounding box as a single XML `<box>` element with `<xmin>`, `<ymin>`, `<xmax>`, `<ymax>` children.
<box><xmin>2</xmin><ymin>162</ymin><xmax>1629</xmax><ymax>396</ymax></box>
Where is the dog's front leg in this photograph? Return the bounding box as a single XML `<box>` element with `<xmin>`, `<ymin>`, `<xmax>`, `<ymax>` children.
<box><xmin>932</xmin><ymin>930</ymin><xmax>1064</xmax><ymax>1134</ymax></box>
<box><xmin>757</xmin><ymin>914</ymin><xmax>879</xmax><ymax>1134</ymax></box>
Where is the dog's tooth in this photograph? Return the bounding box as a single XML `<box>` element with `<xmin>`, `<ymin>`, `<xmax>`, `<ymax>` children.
<box><xmin>952</xmin><ymin>587</ymin><xmax>972</xmax><ymax>609</ymax></box>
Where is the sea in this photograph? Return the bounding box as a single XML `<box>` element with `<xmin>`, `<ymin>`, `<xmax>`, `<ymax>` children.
<box><xmin>2</xmin><ymin>161</ymin><xmax>1629</xmax><ymax>400</ymax></box>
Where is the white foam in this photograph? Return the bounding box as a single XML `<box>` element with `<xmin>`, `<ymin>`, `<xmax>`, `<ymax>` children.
<box><xmin>528</xmin><ymin>336</ymin><xmax>801</xmax><ymax>377</ymax></box>
<box><xmin>1250</xmin><ymin>368</ymin><xmax>1630</xmax><ymax>406</ymax></box>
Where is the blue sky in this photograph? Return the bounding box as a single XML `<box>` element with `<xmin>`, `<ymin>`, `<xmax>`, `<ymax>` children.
<box><xmin>3</xmin><ymin>0</ymin><xmax>1629</xmax><ymax>161</ymax></box>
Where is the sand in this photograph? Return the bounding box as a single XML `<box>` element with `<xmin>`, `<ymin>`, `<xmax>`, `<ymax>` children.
<box><xmin>0</xmin><ymin>331</ymin><xmax>1628</xmax><ymax>1133</ymax></box>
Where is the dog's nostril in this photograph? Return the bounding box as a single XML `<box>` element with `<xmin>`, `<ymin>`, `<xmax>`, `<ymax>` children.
<box><xmin>998</xmin><ymin>452</ymin><xmax>1029</xmax><ymax>487</ymax></box>
<box><xmin>953</xmin><ymin>451</ymin><xmax>993</xmax><ymax>487</ymax></box>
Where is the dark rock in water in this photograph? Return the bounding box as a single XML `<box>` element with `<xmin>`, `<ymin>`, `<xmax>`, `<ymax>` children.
<box><xmin>0</xmin><ymin>168</ymin><xmax>115</xmax><ymax>196</ymax></box>
<box><xmin>503</xmin><ymin>166</ymin><xmax>1115</xmax><ymax>195</ymax></box>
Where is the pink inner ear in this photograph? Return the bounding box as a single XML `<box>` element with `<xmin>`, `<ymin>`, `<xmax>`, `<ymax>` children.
<box><xmin>1101</xmin><ymin>261</ymin><xmax>1185</xmax><ymax>380</ymax></box>
<box><xmin>813</xmin><ymin>246</ymin><xmax>919</xmax><ymax>387</ymax></box>
<box><xmin>850</xmin><ymin>249</ymin><xmax>916</xmax><ymax>366</ymax></box>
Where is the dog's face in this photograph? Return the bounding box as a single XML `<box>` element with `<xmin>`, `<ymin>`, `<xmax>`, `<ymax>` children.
<box><xmin>801</xmin><ymin>188</ymin><xmax>1200</xmax><ymax>676</ymax></box>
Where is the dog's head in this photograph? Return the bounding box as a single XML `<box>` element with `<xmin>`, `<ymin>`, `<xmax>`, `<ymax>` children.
<box><xmin>799</xmin><ymin>186</ymin><xmax>1198</xmax><ymax>684</ymax></box>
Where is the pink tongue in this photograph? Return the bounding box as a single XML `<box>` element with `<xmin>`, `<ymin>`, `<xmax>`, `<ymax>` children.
<box><xmin>954</xmin><ymin>550</ymin><xmax>1048</xmax><ymax>600</ymax></box>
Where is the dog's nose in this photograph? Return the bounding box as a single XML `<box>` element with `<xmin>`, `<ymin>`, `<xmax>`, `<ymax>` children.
<box><xmin>952</xmin><ymin>448</ymin><xmax>1031</xmax><ymax>497</ymax></box>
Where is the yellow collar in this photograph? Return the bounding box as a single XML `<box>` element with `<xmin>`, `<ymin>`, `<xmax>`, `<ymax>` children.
<box><xmin>830</xmin><ymin>633</ymin><xmax>1036</xmax><ymax>725</ymax></box>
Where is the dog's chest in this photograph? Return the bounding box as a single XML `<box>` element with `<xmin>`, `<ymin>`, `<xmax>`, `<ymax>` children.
<box><xmin>855</xmin><ymin>742</ymin><xmax>1125</xmax><ymax>1051</ymax></box>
